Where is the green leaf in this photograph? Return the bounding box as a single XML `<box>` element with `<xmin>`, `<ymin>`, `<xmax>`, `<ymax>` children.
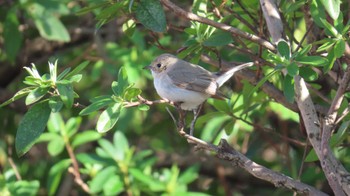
<box><xmin>283</xmin><ymin>75</ymin><xmax>295</xmax><ymax>103</ymax></box>
<box><xmin>96</xmin><ymin>103</ymin><xmax>121</xmax><ymax>133</ymax></box>
<box><xmin>324</xmin><ymin>50</ymin><xmax>336</xmax><ymax>73</ymax></box>
<box><xmin>56</xmin><ymin>82</ymin><xmax>74</xmax><ymax>108</ymax></box>
<box><xmin>31</xmin><ymin>9</ymin><xmax>70</xmax><ymax>41</ymax></box>
<box><xmin>295</xmin><ymin>56</ymin><xmax>328</xmax><ymax>66</ymax></box>
<box><xmin>49</xmin><ymin>96</ymin><xmax>64</xmax><ymax>113</ymax></box>
<box><xmin>299</xmin><ymin>67</ymin><xmax>318</xmax><ymax>81</ymax></box>
<box><xmin>47</xmin><ymin>159</ymin><xmax>71</xmax><ymax>195</ymax></box>
<box><xmin>25</xmin><ymin>87</ymin><xmax>49</xmax><ymax>105</ymax></box>
<box><xmin>286</xmin><ymin>62</ymin><xmax>299</xmax><ymax>77</ymax></box>
<box><xmin>76</xmin><ymin>153</ymin><xmax>114</xmax><ymax>165</ymax></box>
<box><xmin>68</xmin><ymin>74</ymin><xmax>82</xmax><ymax>83</ymax></box>
<box><xmin>320</xmin><ymin>0</ymin><xmax>340</xmax><ymax>20</ymax></box>
<box><xmin>305</xmin><ymin>149</ymin><xmax>318</xmax><ymax>162</ymax></box>
<box><xmin>138</xmin><ymin>104</ymin><xmax>150</xmax><ymax>111</ymax></box>
<box><xmin>79</xmin><ymin>97</ymin><xmax>114</xmax><ymax>116</ymax></box>
<box><xmin>277</xmin><ymin>40</ymin><xmax>291</xmax><ymax>60</ymax></box>
<box><xmin>76</xmin><ymin>2</ymin><xmax>109</xmax><ymax>15</ymax></box>
<box><xmin>98</xmin><ymin>139</ymin><xmax>117</xmax><ymax>159</ymax></box>
<box><xmin>319</xmin><ymin>18</ymin><xmax>339</xmax><ymax>37</ymax></box>
<box><xmin>310</xmin><ymin>0</ymin><xmax>326</xmax><ymax>28</ymax></box>
<box><xmin>4</xmin><ymin>9</ymin><xmax>22</xmax><ymax>62</ymax></box>
<box><xmin>296</xmin><ymin>44</ymin><xmax>312</xmax><ymax>57</ymax></box>
<box><xmin>103</xmin><ymin>175</ymin><xmax>124</xmax><ymax>195</ymax></box>
<box><xmin>316</xmin><ymin>39</ymin><xmax>335</xmax><ymax>52</ymax></box>
<box><xmin>64</xmin><ymin>61</ymin><xmax>89</xmax><ymax>79</ymax></box>
<box><xmin>72</xmin><ymin>130</ymin><xmax>101</xmax><ymax>149</ymax></box>
<box><xmin>203</xmin><ymin>31</ymin><xmax>233</xmax><ymax>47</ymax></box>
<box><xmin>47</xmin><ymin>137</ymin><xmax>65</xmax><ymax>156</ymax></box>
<box><xmin>89</xmin><ymin>166</ymin><xmax>117</xmax><ymax>194</ymax></box>
<box><xmin>178</xmin><ymin>165</ymin><xmax>199</xmax><ymax>184</ymax></box>
<box><xmin>16</xmin><ymin>101</ymin><xmax>51</xmax><ymax>156</ymax></box>
<box><xmin>248</xmin><ymin>69</ymin><xmax>279</xmax><ymax>98</ymax></box>
<box><xmin>123</xmin><ymin>88</ymin><xmax>141</xmax><ymax>100</ymax></box>
<box><xmin>129</xmin><ymin>168</ymin><xmax>166</xmax><ymax>191</ymax></box>
<box><xmin>56</xmin><ymin>67</ymin><xmax>71</xmax><ymax>81</ymax></box>
<box><xmin>136</xmin><ymin>0</ymin><xmax>166</xmax><ymax>32</ymax></box>
<box><xmin>0</xmin><ymin>87</ymin><xmax>34</xmax><ymax>107</ymax></box>
<box><xmin>66</xmin><ymin>117</ymin><xmax>81</xmax><ymax>137</ymax></box>
<box><xmin>113</xmin><ymin>67</ymin><xmax>129</xmax><ymax>96</ymax></box>
<box><xmin>7</xmin><ymin>180</ymin><xmax>40</xmax><ymax>196</ymax></box>
<box><xmin>333</xmin><ymin>39</ymin><xmax>345</xmax><ymax>58</ymax></box>
<box><xmin>113</xmin><ymin>131</ymin><xmax>129</xmax><ymax>160</ymax></box>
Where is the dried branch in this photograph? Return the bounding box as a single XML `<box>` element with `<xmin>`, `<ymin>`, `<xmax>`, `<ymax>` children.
<box><xmin>322</xmin><ymin>65</ymin><xmax>350</xmax><ymax>146</ymax></box>
<box><xmin>169</xmin><ymin>105</ymin><xmax>327</xmax><ymax>195</ymax></box>
<box><xmin>160</xmin><ymin>0</ymin><xmax>276</xmax><ymax>51</ymax></box>
<box><xmin>259</xmin><ymin>0</ymin><xmax>283</xmax><ymax>44</ymax></box>
<box><xmin>294</xmin><ymin>75</ymin><xmax>349</xmax><ymax>196</ymax></box>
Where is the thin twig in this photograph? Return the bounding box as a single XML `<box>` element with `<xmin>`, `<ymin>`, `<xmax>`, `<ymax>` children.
<box><xmin>160</xmin><ymin>0</ymin><xmax>276</xmax><ymax>51</ymax></box>
<box><xmin>7</xmin><ymin>147</ymin><xmax>22</xmax><ymax>181</ymax></box>
<box><xmin>65</xmin><ymin>142</ymin><xmax>90</xmax><ymax>193</ymax></box>
<box><xmin>123</xmin><ymin>95</ymin><xmax>173</xmax><ymax>108</ymax></box>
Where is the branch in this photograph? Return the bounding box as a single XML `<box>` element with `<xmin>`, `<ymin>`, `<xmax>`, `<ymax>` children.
<box><xmin>123</xmin><ymin>95</ymin><xmax>173</xmax><ymax>108</ymax></box>
<box><xmin>294</xmin><ymin>75</ymin><xmax>349</xmax><ymax>196</ymax></box>
<box><xmin>322</xmin><ymin>65</ymin><xmax>350</xmax><ymax>146</ymax></box>
<box><xmin>160</xmin><ymin>0</ymin><xmax>276</xmax><ymax>51</ymax></box>
<box><xmin>65</xmin><ymin>141</ymin><xmax>90</xmax><ymax>193</ymax></box>
<box><xmin>170</xmin><ymin>106</ymin><xmax>327</xmax><ymax>195</ymax></box>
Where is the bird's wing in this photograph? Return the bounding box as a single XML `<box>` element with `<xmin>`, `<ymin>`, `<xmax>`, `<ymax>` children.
<box><xmin>167</xmin><ymin>63</ymin><xmax>219</xmax><ymax>96</ymax></box>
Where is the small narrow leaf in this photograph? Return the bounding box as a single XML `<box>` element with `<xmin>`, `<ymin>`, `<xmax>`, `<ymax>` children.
<box><xmin>324</xmin><ymin>50</ymin><xmax>336</xmax><ymax>73</ymax></box>
<box><xmin>295</xmin><ymin>56</ymin><xmax>328</xmax><ymax>66</ymax></box>
<box><xmin>283</xmin><ymin>75</ymin><xmax>295</xmax><ymax>103</ymax></box>
<box><xmin>72</xmin><ymin>131</ymin><xmax>102</xmax><ymax>148</ymax></box>
<box><xmin>333</xmin><ymin>39</ymin><xmax>345</xmax><ymax>58</ymax></box>
<box><xmin>138</xmin><ymin>104</ymin><xmax>150</xmax><ymax>111</ymax></box>
<box><xmin>203</xmin><ymin>31</ymin><xmax>233</xmax><ymax>47</ymax></box>
<box><xmin>296</xmin><ymin>44</ymin><xmax>312</xmax><ymax>57</ymax></box>
<box><xmin>64</xmin><ymin>61</ymin><xmax>89</xmax><ymax>79</ymax></box>
<box><xmin>136</xmin><ymin>0</ymin><xmax>166</xmax><ymax>32</ymax></box>
<box><xmin>47</xmin><ymin>159</ymin><xmax>71</xmax><ymax>195</ymax></box>
<box><xmin>0</xmin><ymin>87</ymin><xmax>34</xmax><ymax>107</ymax></box>
<box><xmin>113</xmin><ymin>67</ymin><xmax>129</xmax><ymax>96</ymax></box>
<box><xmin>79</xmin><ymin>97</ymin><xmax>113</xmax><ymax>116</ymax></box>
<box><xmin>49</xmin><ymin>96</ymin><xmax>64</xmax><ymax>113</ymax></box>
<box><xmin>16</xmin><ymin>101</ymin><xmax>51</xmax><ymax>156</ymax></box>
<box><xmin>57</xmin><ymin>82</ymin><xmax>74</xmax><ymax>108</ymax></box>
<box><xmin>57</xmin><ymin>67</ymin><xmax>71</xmax><ymax>80</ymax></box>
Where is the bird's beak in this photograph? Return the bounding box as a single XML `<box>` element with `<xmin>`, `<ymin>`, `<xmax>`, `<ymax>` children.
<box><xmin>143</xmin><ymin>65</ymin><xmax>152</xmax><ymax>70</ymax></box>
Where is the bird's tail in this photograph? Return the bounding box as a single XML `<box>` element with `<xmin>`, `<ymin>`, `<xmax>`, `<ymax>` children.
<box><xmin>215</xmin><ymin>62</ymin><xmax>254</xmax><ymax>87</ymax></box>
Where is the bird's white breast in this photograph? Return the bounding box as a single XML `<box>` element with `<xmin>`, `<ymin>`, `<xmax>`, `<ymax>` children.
<box><xmin>153</xmin><ymin>73</ymin><xmax>209</xmax><ymax>110</ymax></box>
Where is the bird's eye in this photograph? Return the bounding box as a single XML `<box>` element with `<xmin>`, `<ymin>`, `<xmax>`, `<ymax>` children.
<box><xmin>156</xmin><ymin>63</ymin><xmax>162</xmax><ymax>68</ymax></box>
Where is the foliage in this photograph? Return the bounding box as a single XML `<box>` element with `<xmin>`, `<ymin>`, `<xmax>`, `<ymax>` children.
<box><xmin>1</xmin><ymin>0</ymin><xmax>350</xmax><ymax>195</ymax></box>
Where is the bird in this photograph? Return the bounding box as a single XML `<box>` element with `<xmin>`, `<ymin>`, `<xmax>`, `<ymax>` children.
<box><xmin>145</xmin><ymin>53</ymin><xmax>253</xmax><ymax>135</ymax></box>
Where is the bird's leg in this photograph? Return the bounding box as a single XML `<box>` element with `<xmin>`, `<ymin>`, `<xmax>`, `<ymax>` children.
<box><xmin>174</xmin><ymin>102</ymin><xmax>186</xmax><ymax>130</ymax></box>
<box><xmin>190</xmin><ymin>103</ymin><xmax>204</xmax><ymax>136</ymax></box>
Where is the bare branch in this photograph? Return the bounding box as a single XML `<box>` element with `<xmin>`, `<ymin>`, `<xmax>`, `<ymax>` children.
<box><xmin>294</xmin><ymin>75</ymin><xmax>349</xmax><ymax>195</ymax></box>
<box><xmin>260</xmin><ymin>0</ymin><xmax>283</xmax><ymax>43</ymax></box>
<box><xmin>170</xmin><ymin>109</ymin><xmax>327</xmax><ymax>195</ymax></box>
<box><xmin>160</xmin><ymin>0</ymin><xmax>276</xmax><ymax>51</ymax></box>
